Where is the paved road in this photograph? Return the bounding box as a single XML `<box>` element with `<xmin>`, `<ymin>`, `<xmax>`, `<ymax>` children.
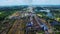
<box><xmin>8</xmin><ymin>11</ymin><xmax>25</xmax><ymax>34</ymax></box>
<box><xmin>35</xmin><ymin>15</ymin><xmax>53</xmax><ymax>34</ymax></box>
<box><xmin>7</xmin><ymin>11</ymin><xmax>53</xmax><ymax>34</ymax></box>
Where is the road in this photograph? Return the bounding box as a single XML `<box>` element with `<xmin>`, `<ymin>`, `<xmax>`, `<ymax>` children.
<box><xmin>7</xmin><ymin>10</ymin><xmax>53</xmax><ymax>34</ymax></box>
<box><xmin>7</xmin><ymin>11</ymin><xmax>25</xmax><ymax>34</ymax></box>
<box><xmin>0</xmin><ymin>11</ymin><xmax>20</xmax><ymax>34</ymax></box>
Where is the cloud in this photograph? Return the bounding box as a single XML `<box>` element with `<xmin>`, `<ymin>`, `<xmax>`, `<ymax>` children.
<box><xmin>0</xmin><ymin>0</ymin><xmax>60</xmax><ymax>6</ymax></box>
<box><xmin>0</xmin><ymin>0</ymin><xmax>29</xmax><ymax>6</ymax></box>
<box><xmin>32</xmin><ymin>0</ymin><xmax>60</xmax><ymax>5</ymax></box>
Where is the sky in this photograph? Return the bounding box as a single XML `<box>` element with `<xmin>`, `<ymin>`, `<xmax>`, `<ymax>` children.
<box><xmin>0</xmin><ymin>0</ymin><xmax>60</xmax><ymax>6</ymax></box>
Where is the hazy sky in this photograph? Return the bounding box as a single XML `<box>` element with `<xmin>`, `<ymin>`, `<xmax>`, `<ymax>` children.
<box><xmin>0</xmin><ymin>0</ymin><xmax>60</xmax><ymax>6</ymax></box>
